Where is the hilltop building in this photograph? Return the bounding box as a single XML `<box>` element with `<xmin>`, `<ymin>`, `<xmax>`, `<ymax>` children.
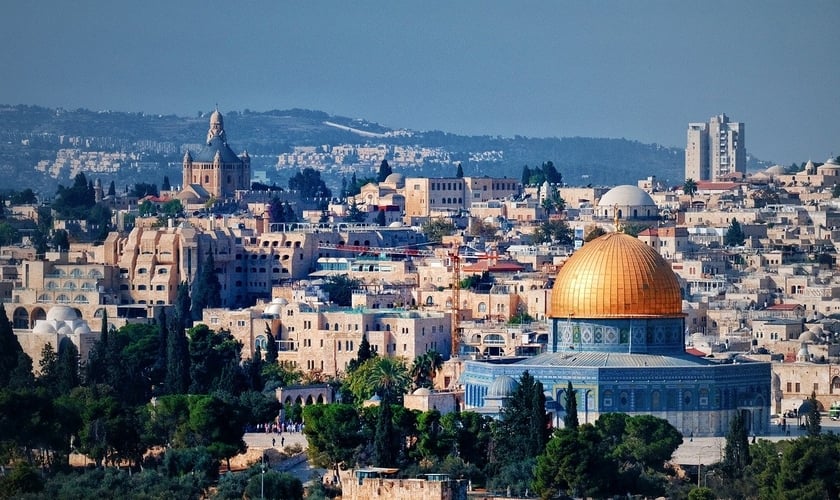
<box><xmin>460</xmin><ymin>232</ymin><xmax>771</xmax><ymax>437</ymax></box>
<box><xmin>181</xmin><ymin>110</ymin><xmax>251</xmax><ymax>200</ymax></box>
<box><xmin>685</xmin><ymin>114</ymin><xmax>746</xmax><ymax>182</ymax></box>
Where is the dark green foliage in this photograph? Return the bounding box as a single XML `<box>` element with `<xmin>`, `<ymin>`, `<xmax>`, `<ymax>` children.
<box><xmin>187</xmin><ymin>324</ymin><xmax>244</xmax><ymax>395</ymax></box>
<box><xmin>161</xmin><ymin>446</ymin><xmax>219</xmax><ymax>487</ymax></box>
<box><xmin>107</xmin><ymin>180</ymin><xmax>116</xmax><ymax>197</ymax></box>
<box><xmin>164</xmin><ymin>313</ymin><xmax>192</xmax><ymax>395</ymax></box>
<box><xmin>373</xmin><ymin>402</ymin><xmax>398</xmax><ymax>467</ymax></box>
<box><xmin>263</xmin><ymin>323</ymin><xmax>278</xmax><ymax>365</ymax></box>
<box><xmin>52</xmin><ymin>173</ymin><xmax>95</xmax><ymax>219</ymax></box>
<box><xmin>526</xmin><ymin>161</ymin><xmax>563</xmax><ymax>186</ymax></box>
<box><xmin>0</xmin><ymin>304</ymin><xmax>32</xmax><ymax>389</ymax></box>
<box><xmin>410</xmin><ymin>350</ymin><xmax>444</xmax><ymax>389</ymax></box>
<box><xmin>244</xmin><ymin>470</ymin><xmax>304</xmax><ymax>500</ymax></box>
<box><xmin>421</xmin><ymin>219</ymin><xmax>456</xmax><ymax>243</ymax></box>
<box><xmin>303</xmin><ymin>403</ymin><xmax>364</xmax><ymax>470</ymax></box>
<box><xmin>345</xmin><ymin>199</ymin><xmax>366</xmax><ymax>222</ymax></box>
<box><xmin>683</xmin><ymin>178</ymin><xmax>698</xmax><ymax>197</ymax></box>
<box><xmin>563</xmin><ymin>381</ymin><xmax>579</xmax><ymax>429</ymax></box>
<box><xmin>456</xmin><ymin>162</ymin><xmax>464</xmax><ymax>178</ymax></box>
<box><xmin>86</xmin><ymin>323</ymin><xmax>161</xmax><ymax>406</ymax></box>
<box><xmin>190</xmin><ymin>252</ymin><xmax>222</xmax><ymax>320</ymax></box>
<box><xmin>8</xmin><ymin>188</ymin><xmax>37</xmax><ymax>205</ymax></box>
<box><xmin>521</xmin><ymin>165</ymin><xmax>532</xmax><ymax>185</ymax></box>
<box><xmin>238</xmin><ymin>390</ymin><xmax>281</xmax><ymax>425</ymax></box>
<box><xmin>532</xmin><ymin>219</ymin><xmax>574</xmax><ymax>244</ymax></box>
<box><xmin>131</xmin><ymin>182</ymin><xmax>158</xmax><ymax>198</ymax></box>
<box><xmin>806</xmin><ymin>391</ymin><xmax>821</xmax><ymax>436</ymax></box>
<box><xmin>347</xmin><ymin>332</ymin><xmax>375</xmax><ymax>373</ymax></box>
<box><xmin>723</xmin><ymin>412</ymin><xmax>751</xmax><ymax>477</ymax></box>
<box><xmin>377</xmin><ymin>159</ymin><xmax>392</xmax><ymax>183</ymax></box>
<box><xmin>488</xmin><ymin>371</ymin><xmax>549</xmax><ymax>494</ymax></box>
<box><xmin>0</xmin><ymin>222</ymin><xmax>20</xmax><ymax>246</ymax></box>
<box><xmin>725</xmin><ymin>218</ymin><xmax>746</xmax><ymax>246</ymax></box>
<box><xmin>321</xmin><ymin>274</ymin><xmax>363</xmax><ymax>307</ymax></box>
<box><xmin>22</xmin><ymin>467</ymin><xmax>206</xmax><ymax>499</ymax></box>
<box><xmin>534</xmin><ymin>413</ymin><xmax>682</xmax><ymax>498</ymax></box>
<box><xmin>375</xmin><ymin>208</ymin><xmax>386</xmax><ymax>226</ymax></box>
<box><xmin>0</xmin><ymin>461</ymin><xmax>44</xmax><ymax>498</ymax></box>
<box><xmin>161</xmin><ymin>175</ymin><xmax>171</xmax><ymax>191</ymax></box>
<box><xmin>55</xmin><ymin>338</ymin><xmax>80</xmax><ymax>394</ymax></box>
<box><xmin>269</xmin><ymin>197</ymin><xmax>297</xmax><ymax>223</ymax></box>
<box><xmin>288</xmin><ymin>167</ymin><xmax>331</xmax><ymax>200</ymax></box>
<box><xmin>174</xmin><ymin>280</ymin><xmax>192</xmax><ymax>329</ymax></box>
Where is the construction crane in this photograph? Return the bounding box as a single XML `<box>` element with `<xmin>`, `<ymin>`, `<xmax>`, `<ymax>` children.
<box><xmin>316</xmin><ymin>242</ymin><xmax>489</xmax><ymax>358</ymax></box>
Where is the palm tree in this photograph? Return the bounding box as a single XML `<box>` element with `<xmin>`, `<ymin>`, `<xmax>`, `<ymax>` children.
<box><xmin>365</xmin><ymin>357</ymin><xmax>411</xmax><ymax>405</ymax></box>
<box><xmin>683</xmin><ymin>178</ymin><xmax>698</xmax><ymax>199</ymax></box>
<box><xmin>410</xmin><ymin>350</ymin><xmax>444</xmax><ymax>389</ymax></box>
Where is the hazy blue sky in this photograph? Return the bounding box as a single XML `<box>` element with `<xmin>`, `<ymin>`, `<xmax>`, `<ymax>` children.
<box><xmin>2</xmin><ymin>1</ymin><xmax>837</xmax><ymax>165</ymax></box>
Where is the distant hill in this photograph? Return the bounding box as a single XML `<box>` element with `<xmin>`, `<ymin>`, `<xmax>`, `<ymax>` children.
<box><xmin>0</xmin><ymin>104</ymin><xmax>768</xmax><ymax>196</ymax></box>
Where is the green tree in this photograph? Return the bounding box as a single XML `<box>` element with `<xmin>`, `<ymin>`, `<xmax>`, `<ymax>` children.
<box><xmin>191</xmin><ymin>252</ymin><xmax>222</xmax><ymax>321</ymax></box>
<box><xmin>421</xmin><ymin>219</ymin><xmax>456</xmax><ymax>243</ymax></box>
<box><xmin>0</xmin><ymin>222</ymin><xmax>20</xmax><ymax>246</ymax></box>
<box><xmin>288</xmin><ymin>167</ymin><xmax>332</xmax><ymax>200</ymax></box>
<box><xmin>0</xmin><ymin>304</ymin><xmax>31</xmax><ymax>389</ymax></box>
<box><xmin>303</xmin><ymin>404</ymin><xmax>364</xmax><ymax>475</ymax></box>
<box><xmin>377</xmin><ymin>159</ymin><xmax>392</xmax><ymax>183</ymax></box>
<box><xmin>373</xmin><ymin>402</ymin><xmax>398</xmax><ymax>467</ymax></box>
<box><xmin>488</xmin><ymin>371</ymin><xmax>548</xmax><ymax>495</ymax></box>
<box><xmin>563</xmin><ymin>381</ymin><xmax>579</xmax><ymax>429</ymax></box>
<box><xmin>724</xmin><ymin>218</ymin><xmax>746</xmax><ymax>246</ymax></box>
<box><xmin>321</xmin><ymin>274</ymin><xmax>363</xmax><ymax>307</ymax></box>
<box><xmin>37</xmin><ymin>343</ymin><xmax>59</xmax><ymax>392</ymax></box>
<box><xmin>375</xmin><ymin>208</ymin><xmax>386</xmax><ymax>226</ymax></box>
<box><xmin>245</xmin><ymin>471</ymin><xmax>303</xmax><ymax>500</ymax></box>
<box><xmin>165</xmin><ymin>315</ymin><xmax>191</xmax><ymax>395</ymax></box>
<box><xmin>683</xmin><ymin>178</ymin><xmax>698</xmax><ymax>198</ymax></box>
<box><xmin>456</xmin><ymin>162</ymin><xmax>464</xmax><ymax>178</ymax></box>
<box><xmin>688</xmin><ymin>486</ymin><xmax>715</xmax><ymax>500</ymax></box>
<box><xmin>345</xmin><ymin>199</ymin><xmax>366</xmax><ymax>223</ymax></box>
<box><xmin>161</xmin><ymin>175</ymin><xmax>171</xmax><ymax>191</ymax></box>
<box><xmin>347</xmin><ymin>357</ymin><xmax>411</xmax><ymax>405</ymax></box>
<box><xmin>263</xmin><ymin>323</ymin><xmax>278</xmax><ymax>366</ymax></box>
<box><xmin>722</xmin><ymin>411</ymin><xmax>751</xmax><ymax>477</ymax></box>
<box><xmin>805</xmin><ymin>390</ymin><xmax>822</xmax><ymax>436</ymax></box>
<box><xmin>347</xmin><ymin>332</ymin><xmax>376</xmax><ymax>373</ymax></box>
<box><xmin>410</xmin><ymin>350</ymin><xmax>444</xmax><ymax>389</ymax></box>
<box><xmin>55</xmin><ymin>339</ymin><xmax>81</xmax><ymax>394</ymax></box>
<box><xmin>188</xmin><ymin>324</ymin><xmax>244</xmax><ymax>395</ymax></box>
<box><xmin>532</xmin><ymin>219</ymin><xmax>573</xmax><ymax>244</ymax></box>
<box><xmin>521</xmin><ymin>165</ymin><xmax>532</xmax><ymax>185</ymax></box>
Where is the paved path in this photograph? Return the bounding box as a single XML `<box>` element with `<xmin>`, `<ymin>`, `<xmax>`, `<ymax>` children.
<box><xmin>673</xmin><ymin>417</ymin><xmax>840</xmax><ymax>465</ymax></box>
<box><xmin>243</xmin><ymin>431</ymin><xmax>326</xmax><ymax>485</ymax></box>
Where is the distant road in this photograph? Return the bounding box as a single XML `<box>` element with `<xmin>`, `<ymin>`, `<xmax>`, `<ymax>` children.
<box><xmin>323</xmin><ymin>121</ymin><xmax>389</xmax><ymax>138</ymax></box>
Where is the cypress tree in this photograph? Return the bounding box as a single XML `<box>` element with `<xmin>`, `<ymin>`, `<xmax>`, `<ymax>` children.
<box><xmin>373</xmin><ymin>403</ymin><xmax>397</xmax><ymax>467</ymax></box>
<box><xmin>55</xmin><ymin>339</ymin><xmax>80</xmax><ymax>394</ymax></box>
<box><xmin>191</xmin><ymin>252</ymin><xmax>221</xmax><ymax>321</ymax></box>
<box><xmin>564</xmin><ymin>381</ymin><xmax>579</xmax><ymax>429</ymax></box>
<box><xmin>806</xmin><ymin>390</ymin><xmax>822</xmax><ymax>436</ymax></box>
<box><xmin>264</xmin><ymin>323</ymin><xmax>278</xmax><ymax>366</ymax></box>
<box><xmin>456</xmin><ymin>162</ymin><xmax>464</xmax><ymax>178</ymax></box>
<box><xmin>0</xmin><ymin>303</ymin><xmax>28</xmax><ymax>389</ymax></box>
<box><xmin>165</xmin><ymin>314</ymin><xmax>191</xmax><ymax>395</ymax></box>
<box><xmin>723</xmin><ymin>411</ymin><xmax>751</xmax><ymax>477</ymax></box>
<box><xmin>377</xmin><ymin>159</ymin><xmax>392</xmax><ymax>183</ymax></box>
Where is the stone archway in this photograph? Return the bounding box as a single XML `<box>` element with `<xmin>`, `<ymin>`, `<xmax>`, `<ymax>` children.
<box><xmin>13</xmin><ymin>307</ymin><xmax>29</xmax><ymax>329</ymax></box>
<box><xmin>30</xmin><ymin>307</ymin><xmax>46</xmax><ymax>326</ymax></box>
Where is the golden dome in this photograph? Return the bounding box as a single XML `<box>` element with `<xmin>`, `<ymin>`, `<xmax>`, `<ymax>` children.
<box><xmin>551</xmin><ymin>232</ymin><xmax>683</xmax><ymax>318</ymax></box>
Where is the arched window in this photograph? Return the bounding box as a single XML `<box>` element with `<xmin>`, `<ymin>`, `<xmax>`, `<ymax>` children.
<box><xmin>56</xmin><ymin>294</ymin><xmax>69</xmax><ymax>304</ymax></box>
<box><xmin>425</xmin><ymin>296</ymin><xmax>434</xmax><ymax>306</ymax></box>
<box><xmin>478</xmin><ymin>302</ymin><xmax>487</xmax><ymax>312</ymax></box>
<box><xmin>13</xmin><ymin>308</ymin><xmax>28</xmax><ymax>329</ymax></box>
<box><xmin>74</xmin><ymin>295</ymin><xmax>89</xmax><ymax>304</ymax></box>
<box><xmin>255</xmin><ymin>335</ymin><xmax>268</xmax><ymax>350</ymax></box>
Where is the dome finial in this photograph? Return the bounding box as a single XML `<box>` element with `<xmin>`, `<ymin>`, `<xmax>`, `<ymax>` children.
<box><xmin>613</xmin><ymin>204</ymin><xmax>623</xmax><ymax>233</ymax></box>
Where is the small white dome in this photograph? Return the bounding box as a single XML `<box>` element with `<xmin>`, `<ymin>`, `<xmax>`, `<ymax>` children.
<box><xmin>264</xmin><ymin>303</ymin><xmax>283</xmax><ymax>316</ymax></box>
<box><xmin>413</xmin><ymin>388</ymin><xmax>432</xmax><ymax>396</ymax></box>
<box><xmin>47</xmin><ymin>305</ymin><xmax>79</xmax><ymax>322</ymax></box>
<box><xmin>597</xmin><ymin>185</ymin><xmax>657</xmax><ymax>208</ymax></box>
<box><xmin>33</xmin><ymin>322</ymin><xmax>57</xmax><ymax>334</ymax></box>
<box><xmin>388</xmin><ymin>221</ymin><xmax>403</xmax><ymax>228</ymax></box>
<box><xmin>57</xmin><ymin>325</ymin><xmax>73</xmax><ymax>336</ymax></box>
<box><xmin>74</xmin><ymin>324</ymin><xmax>91</xmax><ymax>334</ymax></box>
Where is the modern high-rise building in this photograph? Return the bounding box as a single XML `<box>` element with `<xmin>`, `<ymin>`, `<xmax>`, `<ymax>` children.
<box><xmin>685</xmin><ymin>114</ymin><xmax>745</xmax><ymax>182</ymax></box>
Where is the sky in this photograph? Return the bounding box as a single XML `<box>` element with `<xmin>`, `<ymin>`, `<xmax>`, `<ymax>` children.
<box><xmin>1</xmin><ymin>1</ymin><xmax>838</xmax><ymax>166</ymax></box>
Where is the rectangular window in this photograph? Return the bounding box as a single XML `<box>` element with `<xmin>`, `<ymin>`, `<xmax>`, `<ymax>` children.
<box><xmin>814</xmin><ymin>383</ymin><xmax>819</xmax><ymax>392</ymax></box>
<box><xmin>795</xmin><ymin>382</ymin><xmax>801</xmax><ymax>392</ymax></box>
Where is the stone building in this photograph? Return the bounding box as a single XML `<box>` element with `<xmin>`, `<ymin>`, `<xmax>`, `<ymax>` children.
<box><xmin>180</xmin><ymin>110</ymin><xmax>251</xmax><ymax>200</ymax></box>
<box><xmin>460</xmin><ymin>232</ymin><xmax>772</xmax><ymax>437</ymax></box>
